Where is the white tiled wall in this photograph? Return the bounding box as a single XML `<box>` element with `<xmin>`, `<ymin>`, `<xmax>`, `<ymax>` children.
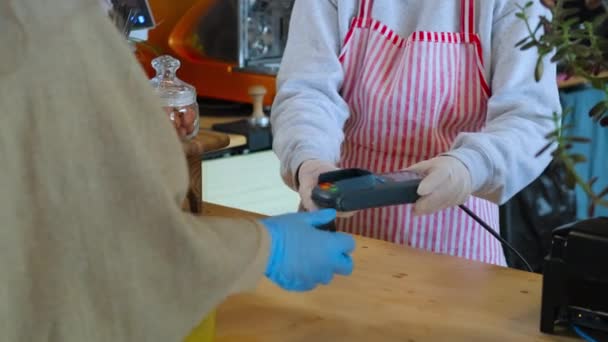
<box><xmin>202</xmin><ymin>151</ymin><xmax>300</xmax><ymax>215</ymax></box>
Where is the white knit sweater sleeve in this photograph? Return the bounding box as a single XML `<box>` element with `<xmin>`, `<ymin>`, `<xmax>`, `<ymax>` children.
<box><xmin>444</xmin><ymin>1</ymin><xmax>561</xmax><ymax>204</ymax></box>
<box><xmin>271</xmin><ymin>0</ymin><xmax>349</xmax><ymax>189</ymax></box>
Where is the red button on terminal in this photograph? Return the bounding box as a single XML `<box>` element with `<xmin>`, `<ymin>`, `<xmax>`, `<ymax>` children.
<box><xmin>319</xmin><ymin>183</ymin><xmax>332</xmax><ymax>190</ymax></box>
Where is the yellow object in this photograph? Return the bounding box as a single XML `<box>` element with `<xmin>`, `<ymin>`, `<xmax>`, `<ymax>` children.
<box><xmin>184</xmin><ymin>311</ymin><xmax>216</xmax><ymax>342</ymax></box>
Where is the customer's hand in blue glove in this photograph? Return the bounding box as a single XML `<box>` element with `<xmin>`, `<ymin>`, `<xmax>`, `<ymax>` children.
<box><xmin>260</xmin><ymin>209</ymin><xmax>355</xmax><ymax>292</ymax></box>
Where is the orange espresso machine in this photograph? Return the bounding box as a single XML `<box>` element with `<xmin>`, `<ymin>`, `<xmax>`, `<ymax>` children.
<box><xmin>142</xmin><ymin>0</ymin><xmax>294</xmax><ymax>108</ymax></box>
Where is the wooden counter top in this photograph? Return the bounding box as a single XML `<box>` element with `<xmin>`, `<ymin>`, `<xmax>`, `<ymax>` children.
<box><xmin>202</xmin><ymin>203</ymin><xmax>577</xmax><ymax>342</ymax></box>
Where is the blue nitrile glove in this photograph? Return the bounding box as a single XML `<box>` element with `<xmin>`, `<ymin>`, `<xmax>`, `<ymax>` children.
<box><xmin>260</xmin><ymin>209</ymin><xmax>355</xmax><ymax>292</ymax></box>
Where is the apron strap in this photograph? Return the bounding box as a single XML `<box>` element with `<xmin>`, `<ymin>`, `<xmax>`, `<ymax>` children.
<box><xmin>357</xmin><ymin>0</ymin><xmax>373</xmax><ymax>20</ymax></box>
<box><xmin>461</xmin><ymin>0</ymin><xmax>475</xmax><ymax>33</ymax></box>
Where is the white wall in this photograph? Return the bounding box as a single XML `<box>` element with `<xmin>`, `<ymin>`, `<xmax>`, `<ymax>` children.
<box><xmin>202</xmin><ymin>151</ymin><xmax>300</xmax><ymax>215</ymax></box>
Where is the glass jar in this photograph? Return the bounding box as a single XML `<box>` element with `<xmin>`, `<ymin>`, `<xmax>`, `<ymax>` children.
<box><xmin>149</xmin><ymin>55</ymin><xmax>200</xmax><ymax>141</ymax></box>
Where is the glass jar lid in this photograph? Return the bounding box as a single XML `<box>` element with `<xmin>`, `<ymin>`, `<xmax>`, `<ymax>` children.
<box><xmin>149</xmin><ymin>55</ymin><xmax>197</xmax><ymax>107</ymax></box>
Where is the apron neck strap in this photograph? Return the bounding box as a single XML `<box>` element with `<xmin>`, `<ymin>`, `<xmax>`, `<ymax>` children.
<box><xmin>461</xmin><ymin>0</ymin><xmax>475</xmax><ymax>33</ymax></box>
<box><xmin>357</xmin><ymin>0</ymin><xmax>373</xmax><ymax>20</ymax></box>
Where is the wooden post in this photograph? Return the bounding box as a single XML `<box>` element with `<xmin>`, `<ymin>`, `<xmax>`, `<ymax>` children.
<box><xmin>184</xmin><ymin>155</ymin><xmax>203</xmax><ymax>214</ymax></box>
<box><xmin>181</xmin><ymin>128</ymin><xmax>231</xmax><ymax>215</ymax></box>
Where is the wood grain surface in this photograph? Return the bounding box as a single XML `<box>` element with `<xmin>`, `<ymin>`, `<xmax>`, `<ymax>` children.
<box><xmin>181</xmin><ymin>129</ymin><xmax>231</xmax><ymax>214</ymax></box>
<box><xmin>201</xmin><ymin>203</ymin><xmax>578</xmax><ymax>342</ymax></box>
<box><xmin>200</xmin><ymin>116</ymin><xmax>247</xmax><ymax>149</ymax></box>
<box><xmin>183</xmin><ymin>129</ymin><xmax>231</xmax><ymax>157</ymax></box>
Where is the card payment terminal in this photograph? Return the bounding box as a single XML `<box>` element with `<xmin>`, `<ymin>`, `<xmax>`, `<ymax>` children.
<box><xmin>311</xmin><ymin>168</ymin><xmax>423</xmax><ymax>230</ymax></box>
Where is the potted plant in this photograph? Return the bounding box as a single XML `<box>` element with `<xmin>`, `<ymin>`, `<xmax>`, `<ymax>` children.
<box><xmin>517</xmin><ymin>2</ymin><xmax>608</xmax><ymax>338</ymax></box>
<box><xmin>515</xmin><ymin>0</ymin><xmax>608</xmax><ymax>216</ymax></box>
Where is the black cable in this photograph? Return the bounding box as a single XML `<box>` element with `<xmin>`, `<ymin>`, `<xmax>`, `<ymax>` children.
<box><xmin>458</xmin><ymin>204</ymin><xmax>534</xmax><ymax>273</ymax></box>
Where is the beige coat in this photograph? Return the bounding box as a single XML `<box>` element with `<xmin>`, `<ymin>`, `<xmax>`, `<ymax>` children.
<box><xmin>0</xmin><ymin>1</ymin><xmax>269</xmax><ymax>341</ymax></box>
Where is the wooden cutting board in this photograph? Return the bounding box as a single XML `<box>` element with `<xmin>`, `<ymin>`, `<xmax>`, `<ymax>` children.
<box><xmin>183</xmin><ymin>129</ymin><xmax>231</xmax><ymax>157</ymax></box>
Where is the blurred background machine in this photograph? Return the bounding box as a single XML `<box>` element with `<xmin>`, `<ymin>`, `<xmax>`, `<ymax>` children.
<box><xmin>133</xmin><ymin>0</ymin><xmax>295</xmax><ymax>152</ymax></box>
<box><xmin>139</xmin><ymin>0</ymin><xmax>293</xmax><ymax>107</ymax></box>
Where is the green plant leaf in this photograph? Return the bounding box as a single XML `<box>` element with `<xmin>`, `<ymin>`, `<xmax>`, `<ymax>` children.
<box><xmin>589</xmin><ymin>101</ymin><xmax>607</xmax><ymax>118</ymax></box>
<box><xmin>521</xmin><ymin>41</ymin><xmax>537</xmax><ymax>51</ymax></box>
<box><xmin>560</xmin><ymin>108</ymin><xmax>573</xmax><ymax>118</ymax></box>
<box><xmin>562</xmin><ymin>18</ymin><xmax>580</xmax><ymax>28</ymax></box>
<box><xmin>589</xmin><ymin>176</ymin><xmax>599</xmax><ymax>188</ymax></box>
<box><xmin>569</xmin><ymin>153</ymin><xmax>587</xmax><ymax>163</ymax></box>
<box><xmin>515</xmin><ymin>37</ymin><xmax>530</xmax><ymax>47</ymax></box>
<box><xmin>536</xmin><ymin>141</ymin><xmax>554</xmax><ymax>157</ymax></box>
<box><xmin>560</xmin><ymin>124</ymin><xmax>575</xmax><ymax>132</ymax></box>
<box><xmin>551</xmin><ymin>48</ymin><xmax>569</xmax><ymax>62</ymax></box>
<box><xmin>544</xmin><ymin>130</ymin><xmax>559</xmax><ymax>139</ymax></box>
<box><xmin>573</xmin><ymin>45</ymin><xmax>592</xmax><ymax>58</ymax></box>
<box><xmin>560</xmin><ymin>8</ymin><xmax>581</xmax><ymax>18</ymax></box>
<box><xmin>565</xmin><ymin>169</ymin><xmax>577</xmax><ymax>189</ymax></box>
<box><xmin>564</xmin><ymin>136</ymin><xmax>592</xmax><ymax>143</ymax></box>
<box><xmin>598</xmin><ymin>186</ymin><xmax>608</xmax><ymax>199</ymax></box>
<box><xmin>535</xmin><ymin>57</ymin><xmax>544</xmax><ymax>82</ymax></box>
<box><xmin>591</xmin><ymin>78</ymin><xmax>605</xmax><ymax>89</ymax></box>
<box><xmin>592</xmin><ymin>13</ymin><xmax>608</xmax><ymax>26</ymax></box>
<box><xmin>588</xmin><ymin>203</ymin><xmax>596</xmax><ymax>218</ymax></box>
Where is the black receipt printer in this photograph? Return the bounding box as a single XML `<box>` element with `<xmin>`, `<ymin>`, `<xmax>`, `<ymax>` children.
<box><xmin>541</xmin><ymin>217</ymin><xmax>608</xmax><ymax>337</ymax></box>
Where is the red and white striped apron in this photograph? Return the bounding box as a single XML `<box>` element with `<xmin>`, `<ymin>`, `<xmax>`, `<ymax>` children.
<box><xmin>336</xmin><ymin>0</ymin><xmax>506</xmax><ymax>266</ymax></box>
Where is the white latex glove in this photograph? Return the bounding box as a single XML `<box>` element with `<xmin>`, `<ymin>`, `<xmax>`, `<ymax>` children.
<box><xmin>406</xmin><ymin>156</ymin><xmax>473</xmax><ymax>216</ymax></box>
<box><xmin>297</xmin><ymin>160</ymin><xmax>357</xmax><ymax>218</ymax></box>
